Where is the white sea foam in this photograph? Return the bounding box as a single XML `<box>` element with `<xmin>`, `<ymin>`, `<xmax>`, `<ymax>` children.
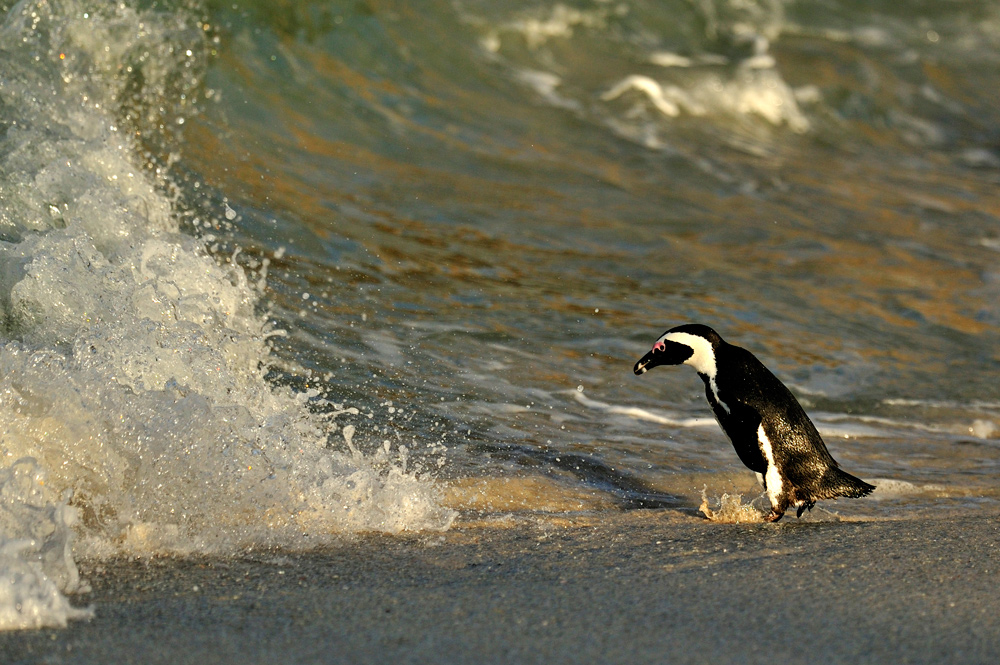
<box><xmin>649</xmin><ymin>52</ymin><xmax>695</xmax><ymax>68</ymax></box>
<box><xmin>882</xmin><ymin>397</ymin><xmax>1000</xmax><ymax>411</ymax></box>
<box><xmin>601</xmin><ymin>76</ymin><xmax>686</xmax><ymax>118</ymax></box>
<box><xmin>482</xmin><ymin>3</ymin><xmax>610</xmax><ymax>51</ymax></box>
<box><xmin>470</xmin><ymin>1</ymin><xmax>808</xmax><ymax>139</ymax></box>
<box><xmin>819</xmin><ymin>412</ymin><xmax>1000</xmax><ymax>441</ymax></box>
<box><xmin>867</xmin><ymin>478</ymin><xmax>947</xmax><ymax>499</ymax></box>
<box><xmin>0</xmin><ymin>460</ymin><xmax>93</xmax><ymax>630</ymax></box>
<box><xmin>516</xmin><ymin>69</ymin><xmax>583</xmax><ymax>111</ymax></box>
<box><xmin>812</xmin><ymin>417</ymin><xmax>888</xmax><ymax>439</ymax></box>
<box><xmin>573</xmin><ymin>389</ymin><xmax>715</xmax><ymax>428</ymax></box>
<box><xmin>0</xmin><ymin>0</ymin><xmax>453</xmax><ymax>630</ymax></box>
<box><xmin>601</xmin><ymin>63</ymin><xmax>809</xmax><ymax>133</ymax></box>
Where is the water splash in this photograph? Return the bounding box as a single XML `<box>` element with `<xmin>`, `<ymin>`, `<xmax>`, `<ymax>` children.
<box><xmin>0</xmin><ymin>459</ymin><xmax>93</xmax><ymax>630</ymax></box>
<box><xmin>699</xmin><ymin>485</ymin><xmax>767</xmax><ymax>523</ymax></box>
<box><xmin>0</xmin><ymin>0</ymin><xmax>454</xmax><ymax>629</ymax></box>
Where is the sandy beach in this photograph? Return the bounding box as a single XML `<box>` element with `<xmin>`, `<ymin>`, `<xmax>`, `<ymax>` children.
<box><xmin>2</xmin><ymin>508</ymin><xmax>997</xmax><ymax>664</ymax></box>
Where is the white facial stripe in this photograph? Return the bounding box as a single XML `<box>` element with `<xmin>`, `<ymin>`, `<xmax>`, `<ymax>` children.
<box><xmin>662</xmin><ymin>331</ymin><xmax>728</xmax><ymax>413</ymax></box>
<box><xmin>757</xmin><ymin>424</ymin><xmax>784</xmax><ymax>507</ymax></box>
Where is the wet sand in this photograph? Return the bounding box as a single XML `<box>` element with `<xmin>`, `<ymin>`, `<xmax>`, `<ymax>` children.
<box><xmin>2</xmin><ymin>509</ymin><xmax>998</xmax><ymax>665</ymax></box>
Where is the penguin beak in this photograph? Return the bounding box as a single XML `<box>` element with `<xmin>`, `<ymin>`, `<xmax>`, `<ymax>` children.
<box><xmin>633</xmin><ymin>340</ymin><xmax>693</xmax><ymax>375</ymax></box>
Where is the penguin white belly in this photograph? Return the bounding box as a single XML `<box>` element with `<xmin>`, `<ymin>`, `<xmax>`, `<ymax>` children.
<box><xmin>756</xmin><ymin>424</ymin><xmax>784</xmax><ymax>506</ymax></box>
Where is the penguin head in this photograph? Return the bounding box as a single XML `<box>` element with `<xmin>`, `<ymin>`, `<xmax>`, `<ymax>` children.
<box><xmin>633</xmin><ymin>324</ymin><xmax>723</xmax><ymax>377</ymax></box>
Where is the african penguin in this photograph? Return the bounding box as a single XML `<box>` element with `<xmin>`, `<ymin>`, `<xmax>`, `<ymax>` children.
<box><xmin>634</xmin><ymin>323</ymin><xmax>874</xmax><ymax>522</ymax></box>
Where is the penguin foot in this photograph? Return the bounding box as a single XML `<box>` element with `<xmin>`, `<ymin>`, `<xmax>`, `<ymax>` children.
<box><xmin>795</xmin><ymin>501</ymin><xmax>815</xmax><ymax>518</ymax></box>
<box><xmin>762</xmin><ymin>509</ymin><xmax>784</xmax><ymax>523</ymax></box>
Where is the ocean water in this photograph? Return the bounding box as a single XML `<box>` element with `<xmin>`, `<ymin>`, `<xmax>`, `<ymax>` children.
<box><xmin>1</xmin><ymin>0</ymin><xmax>999</xmax><ymax>628</ymax></box>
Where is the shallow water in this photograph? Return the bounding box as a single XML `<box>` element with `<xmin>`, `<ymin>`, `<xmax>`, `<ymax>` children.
<box><xmin>1</xmin><ymin>0</ymin><xmax>999</xmax><ymax>627</ymax></box>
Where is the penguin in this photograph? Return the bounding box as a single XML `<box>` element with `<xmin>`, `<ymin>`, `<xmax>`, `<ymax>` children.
<box><xmin>633</xmin><ymin>323</ymin><xmax>874</xmax><ymax>522</ymax></box>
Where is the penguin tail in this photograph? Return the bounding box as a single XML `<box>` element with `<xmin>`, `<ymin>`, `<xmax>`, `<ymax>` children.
<box><xmin>817</xmin><ymin>466</ymin><xmax>875</xmax><ymax>500</ymax></box>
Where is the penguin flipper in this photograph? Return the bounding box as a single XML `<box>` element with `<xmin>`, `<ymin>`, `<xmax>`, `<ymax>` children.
<box><xmin>718</xmin><ymin>400</ymin><xmax>768</xmax><ymax>474</ymax></box>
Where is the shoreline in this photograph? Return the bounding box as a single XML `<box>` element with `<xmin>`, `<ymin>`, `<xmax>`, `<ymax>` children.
<box><xmin>2</xmin><ymin>508</ymin><xmax>998</xmax><ymax>664</ymax></box>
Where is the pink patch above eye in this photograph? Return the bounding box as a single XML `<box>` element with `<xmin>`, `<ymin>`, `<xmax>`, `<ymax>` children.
<box><xmin>653</xmin><ymin>341</ymin><xmax>666</xmax><ymax>352</ymax></box>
